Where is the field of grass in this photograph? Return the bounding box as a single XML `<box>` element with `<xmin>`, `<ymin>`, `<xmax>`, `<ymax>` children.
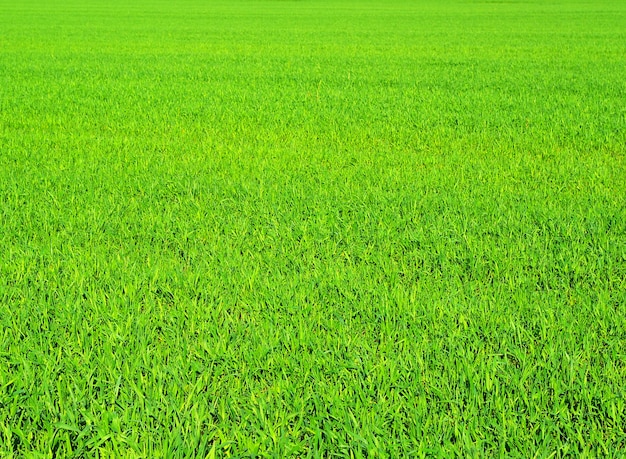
<box><xmin>1</xmin><ymin>0</ymin><xmax>625</xmax><ymax>456</ymax></box>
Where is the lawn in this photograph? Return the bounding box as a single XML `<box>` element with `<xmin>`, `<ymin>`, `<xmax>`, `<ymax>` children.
<box><xmin>0</xmin><ymin>0</ymin><xmax>625</xmax><ymax>456</ymax></box>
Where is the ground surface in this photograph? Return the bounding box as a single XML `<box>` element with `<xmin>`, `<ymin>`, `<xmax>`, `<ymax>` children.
<box><xmin>1</xmin><ymin>0</ymin><xmax>625</xmax><ymax>456</ymax></box>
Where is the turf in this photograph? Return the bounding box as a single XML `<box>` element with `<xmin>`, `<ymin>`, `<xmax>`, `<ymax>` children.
<box><xmin>1</xmin><ymin>0</ymin><xmax>625</xmax><ymax>456</ymax></box>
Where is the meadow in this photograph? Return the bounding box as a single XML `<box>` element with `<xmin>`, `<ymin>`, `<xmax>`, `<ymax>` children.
<box><xmin>0</xmin><ymin>0</ymin><xmax>625</xmax><ymax>456</ymax></box>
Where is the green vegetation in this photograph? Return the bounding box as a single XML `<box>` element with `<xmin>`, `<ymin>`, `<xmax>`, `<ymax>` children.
<box><xmin>1</xmin><ymin>0</ymin><xmax>625</xmax><ymax>456</ymax></box>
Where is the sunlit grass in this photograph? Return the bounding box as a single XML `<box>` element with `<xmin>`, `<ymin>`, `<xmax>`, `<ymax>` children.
<box><xmin>1</xmin><ymin>0</ymin><xmax>625</xmax><ymax>456</ymax></box>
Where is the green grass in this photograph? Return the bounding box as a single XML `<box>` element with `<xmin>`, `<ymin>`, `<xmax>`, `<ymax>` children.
<box><xmin>1</xmin><ymin>0</ymin><xmax>625</xmax><ymax>456</ymax></box>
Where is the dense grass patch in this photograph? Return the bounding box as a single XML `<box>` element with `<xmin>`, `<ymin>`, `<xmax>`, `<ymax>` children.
<box><xmin>1</xmin><ymin>0</ymin><xmax>625</xmax><ymax>456</ymax></box>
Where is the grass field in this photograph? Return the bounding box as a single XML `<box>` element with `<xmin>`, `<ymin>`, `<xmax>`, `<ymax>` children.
<box><xmin>1</xmin><ymin>0</ymin><xmax>625</xmax><ymax>456</ymax></box>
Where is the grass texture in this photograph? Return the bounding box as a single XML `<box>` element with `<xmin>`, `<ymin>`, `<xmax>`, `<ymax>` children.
<box><xmin>1</xmin><ymin>0</ymin><xmax>625</xmax><ymax>456</ymax></box>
